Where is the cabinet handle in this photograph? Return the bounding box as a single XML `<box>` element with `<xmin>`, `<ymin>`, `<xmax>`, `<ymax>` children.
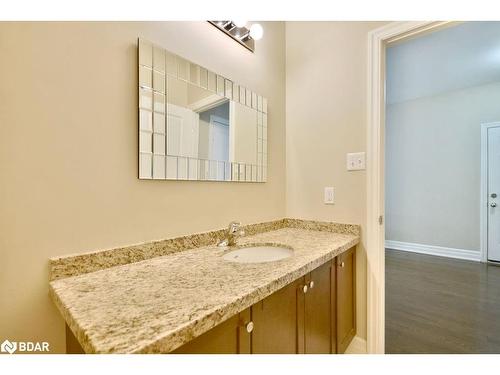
<box><xmin>340</xmin><ymin>261</ymin><xmax>345</xmax><ymax>268</ymax></box>
<box><xmin>303</xmin><ymin>285</ymin><xmax>308</xmax><ymax>294</ymax></box>
<box><xmin>246</xmin><ymin>321</ymin><xmax>254</xmax><ymax>333</ymax></box>
<box><xmin>309</xmin><ymin>281</ymin><xmax>315</xmax><ymax>289</ymax></box>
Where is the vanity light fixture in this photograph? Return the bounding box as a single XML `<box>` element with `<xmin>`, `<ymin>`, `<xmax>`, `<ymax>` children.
<box><xmin>208</xmin><ymin>21</ymin><xmax>264</xmax><ymax>52</ymax></box>
<box><xmin>233</xmin><ymin>20</ymin><xmax>247</xmax><ymax>28</ymax></box>
<box><xmin>249</xmin><ymin>24</ymin><xmax>264</xmax><ymax>41</ymax></box>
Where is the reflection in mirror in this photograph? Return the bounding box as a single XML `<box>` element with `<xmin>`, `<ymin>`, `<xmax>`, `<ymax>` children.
<box><xmin>167</xmin><ymin>76</ymin><xmax>247</xmax><ymax>181</ymax></box>
<box><xmin>138</xmin><ymin>38</ymin><xmax>267</xmax><ymax>182</ymax></box>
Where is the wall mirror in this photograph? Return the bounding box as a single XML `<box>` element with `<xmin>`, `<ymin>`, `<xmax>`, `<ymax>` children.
<box><xmin>138</xmin><ymin>38</ymin><xmax>268</xmax><ymax>182</ymax></box>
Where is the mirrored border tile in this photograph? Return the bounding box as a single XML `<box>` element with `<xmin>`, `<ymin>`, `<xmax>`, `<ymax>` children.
<box><xmin>139</xmin><ymin>152</ymin><xmax>152</xmax><ymax>179</ymax></box>
<box><xmin>153</xmin><ymin>112</ymin><xmax>165</xmax><ymax>134</ymax></box>
<box><xmin>165</xmin><ymin>51</ymin><xmax>177</xmax><ymax>76</ymax></box>
<box><xmin>177</xmin><ymin>57</ymin><xmax>189</xmax><ymax>81</ymax></box>
<box><xmin>233</xmin><ymin>83</ymin><xmax>240</xmax><ymax>103</ymax></box>
<box><xmin>153</xmin><ymin>46</ymin><xmax>165</xmax><ymax>72</ymax></box>
<box><xmin>178</xmin><ymin>157</ymin><xmax>188</xmax><ymax>179</ymax></box>
<box><xmin>239</xmin><ymin>86</ymin><xmax>246</xmax><ymax>104</ymax></box>
<box><xmin>140</xmin><ymin>131</ymin><xmax>152</xmax><ymax>153</ymax></box>
<box><xmin>140</xmin><ymin>109</ymin><xmax>153</xmax><ymax>132</ymax></box>
<box><xmin>153</xmin><ymin>71</ymin><xmax>165</xmax><ymax>93</ymax></box>
<box><xmin>166</xmin><ymin>155</ymin><xmax>178</xmax><ymax>179</ymax></box>
<box><xmin>245</xmin><ymin>88</ymin><xmax>252</xmax><ymax>107</ymax></box>
<box><xmin>189</xmin><ymin>63</ymin><xmax>200</xmax><ymax>85</ymax></box>
<box><xmin>225</xmin><ymin>79</ymin><xmax>232</xmax><ymax>99</ymax></box>
<box><xmin>208</xmin><ymin>71</ymin><xmax>217</xmax><ymax>92</ymax></box>
<box><xmin>139</xmin><ymin>39</ymin><xmax>153</xmax><ymax>67</ymax></box>
<box><xmin>216</xmin><ymin>75</ymin><xmax>225</xmax><ymax>96</ymax></box>
<box><xmin>188</xmin><ymin>158</ymin><xmax>198</xmax><ymax>180</ymax></box>
<box><xmin>199</xmin><ymin>67</ymin><xmax>208</xmax><ymax>89</ymax></box>
<box><xmin>139</xmin><ymin>88</ymin><xmax>153</xmax><ymax>110</ymax></box>
<box><xmin>154</xmin><ymin>92</ymin><xmax>165</xmax><ymax>113</ymax></box>
<box><xmin>153</xmin><ymin>155</ymin><xmax>166</xmax><ymax>179</ymax></box>
<box><xmin>153</xmin><ymin>133</ymin><xmax>166</xmax><ymax>155</ymax></box>
<box><xmin>139</xmin><ymin>66</ymin><xmax>152</xmax><ymax>88</ymax></box>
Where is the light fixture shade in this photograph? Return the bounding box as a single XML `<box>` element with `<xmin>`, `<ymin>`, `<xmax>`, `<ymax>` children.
<box><xmin>249</xmin><ymin>23</ymin><xmax>264</xmax><ymax>40</ymax></box>
<box><xmin>234</xmin><ymin>20</ymin><xmax>247</xmax><ymax>28</ymax></box>
<box><xmin>208</xmin><ymin>21</ymin><xmax>256</xmax><ymax>52</ymax></box>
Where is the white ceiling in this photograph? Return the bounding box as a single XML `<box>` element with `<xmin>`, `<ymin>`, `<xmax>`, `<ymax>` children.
<box><xmin>386</xmin><ymin>22</ymin><xmax>500</xmax><ymax>104</ymax></box>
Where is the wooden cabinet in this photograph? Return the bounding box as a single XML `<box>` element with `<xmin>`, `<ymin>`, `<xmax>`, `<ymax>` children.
<box><xmin>251</xmin><ymin>278</ymin><xmax>303</xmax><ymax>353</ymax></box>
<box><xmin>251</xmin><ymin>257</ymin><xmax>342</xmax><ymax>354</ymax></box>
<box><xmin>249</xmin><ymin>247</ymin><xmax>356</xmax><ymax>355</ymax></box>
<box><xmin>168</xmin><ymin>248</ymin><xmax>356</xmax><ymax>355</ymax></box>
<box><xmin>336</xmin><ymin>246</ymin><xmax>356</xmax><ymax>353</ymax></box>
<box><xmin>303</xmin><ymin>260</ymin><xmax>335</xmax><ymax>354</ymax></box>
<box><xmin>173</xmin><ymin>308</ymin><xmax>251</xmax><ymax>354</ymax></box>
<box><xmin>66</xmin><ymin>325</ymin><xmax>85</xmax><ymax>354</ymax></box>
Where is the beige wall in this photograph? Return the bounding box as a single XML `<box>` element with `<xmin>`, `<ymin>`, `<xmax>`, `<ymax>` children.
<box><xmin>285</xmin><ymin>21</ymin><xmax>388</xmax><ymax>340</ymax></box>
<box><xmin>386</xmin><ymin>81</ymin><xmax>500</xmax><ymax>250</ymax></box>
<box><xmin>0</xmin><ymin>22</ymin><xmax>286</xmax><ymax>353</ymax></box>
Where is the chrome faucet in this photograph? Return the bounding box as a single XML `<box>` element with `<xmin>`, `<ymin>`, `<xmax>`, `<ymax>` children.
<box><xmin>218</xmin><ymin>221</ymin><xmax>245</xmax><ymax>247</ymax></box>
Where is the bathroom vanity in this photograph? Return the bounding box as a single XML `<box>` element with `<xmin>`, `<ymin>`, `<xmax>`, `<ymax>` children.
<box><xmin>49</xmin><ymin>219</ymin><xmax>359</xmax><ymax>354</ymax></box>
<box><xmin>173</xmin><ymin>246</ymin><xmax>355</xmax><ymax>354</ymax></box>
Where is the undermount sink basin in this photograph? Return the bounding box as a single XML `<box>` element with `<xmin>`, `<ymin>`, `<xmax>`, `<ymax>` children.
<box><xmin>222</xmin><ymin>245</ymin><xmax>293</xmax><ymax>264</ymax></box>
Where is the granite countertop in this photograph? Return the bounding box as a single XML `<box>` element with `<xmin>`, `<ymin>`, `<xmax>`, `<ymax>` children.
<box><xmin>49</xmin><ymin>223</ymin><xmax>359</xmax><ymax>354</ymax></box>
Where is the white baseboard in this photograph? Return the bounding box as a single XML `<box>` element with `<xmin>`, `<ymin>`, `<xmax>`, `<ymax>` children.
<box><xmin>385</xmin><ymin>240</ymin><xmax>480</xmax><ymax>262</ymax></box>
<box><xmin>344</xmin><ymin>336</ymin><xmax>367</xmax><ymax>354</ymax></box>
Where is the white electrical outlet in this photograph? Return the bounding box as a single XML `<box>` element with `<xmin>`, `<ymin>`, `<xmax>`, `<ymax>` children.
<box><xmin>324</xmin><ymin>187</ymin><xmax>335</xmax><ymax>204</ymax></box>
<box><xmin>347</xmin><ymin>152</ymin><xmax>366</xmax><ymax>171</ymax></box>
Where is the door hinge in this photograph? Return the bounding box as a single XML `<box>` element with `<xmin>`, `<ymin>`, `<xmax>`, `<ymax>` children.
<box><xmin>378</xmin><ymin>215</ymin><xmax>383</xmax><ymax>225</ymax></box>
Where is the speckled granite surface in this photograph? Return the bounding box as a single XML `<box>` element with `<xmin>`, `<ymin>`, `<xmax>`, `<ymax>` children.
<box><xmin>49</xmin><ymin>218</ymin><xmax>359</xmax><ymax>281</ymax></box>
<box><xmin>49</xmin><ymin>219</ymin><xmax>360</xmax><ymax>354</ymax></box>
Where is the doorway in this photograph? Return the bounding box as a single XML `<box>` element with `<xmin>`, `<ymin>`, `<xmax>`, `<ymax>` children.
<box><xmin>366</xmin><ymin>21</ymin><xmax>455</xmax><ymax>354</ymax></box>
<box><xmin>367</xmin><ymin>21</ymin><xmax>500</xmax><ymax>353</ymax></box>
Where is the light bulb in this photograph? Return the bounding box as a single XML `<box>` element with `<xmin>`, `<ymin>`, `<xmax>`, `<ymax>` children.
<box><xmin>233</xmin><ymin>20</ymin><xmax>247</xmax><ymax>28</ymax></box>
<box><xmin>249</xmin><ymin>23</ymin><xmax>263</xmax><ymax>40</ymax></box>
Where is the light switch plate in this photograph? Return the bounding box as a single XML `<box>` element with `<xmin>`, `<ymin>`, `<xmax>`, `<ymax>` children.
<box><xmin>324</xmin><ymin>187</ymin><xmax>335</xmax><ymax>204</ymax></box>
<box><xmin>347</xmin><ymin>152</ymin><xmax>366</xmax><ymax>171</ymax></box>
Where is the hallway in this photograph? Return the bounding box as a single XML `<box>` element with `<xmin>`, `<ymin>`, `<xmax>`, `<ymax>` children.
<box><xmin>386</xmin><ymin>249</ymin><xmax>500</xmax><ymax>353</ymax></box>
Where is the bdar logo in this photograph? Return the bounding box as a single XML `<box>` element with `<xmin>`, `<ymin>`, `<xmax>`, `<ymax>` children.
<box><xmin>0</xmin><ymin>339</ymin><xmax>49</xmax><ymax>354</ymax></box>
<box><xmin>1</xmin><ymin>340</ymin><xmax>17</xmax><ymax>354</ymax></box>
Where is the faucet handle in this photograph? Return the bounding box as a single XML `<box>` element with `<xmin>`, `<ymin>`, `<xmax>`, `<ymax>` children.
<box><xmin>217</xmin><ymin>239</ymin><xmax>229</xmax><ymax>247</ymax></box>
<box><xmin>228</xmin><ymin>221</ymin><xmax>241</xmax><ymax>233</ymax></box>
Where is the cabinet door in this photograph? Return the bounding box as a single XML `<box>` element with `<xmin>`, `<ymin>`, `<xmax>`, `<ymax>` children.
<box><xmin>172</xmin><ymin>308</ymin><xmax>251</xmax><ymax>354</ymax></box>
<box><xmin>336</xmin><ymin>247</ymin><xmax>356</xmax><ymax>353</ymax></box>
<box><xmin>304</xmin><ymin>261</ymin><xmax>333</xmax><ymax>354</ymax></box>
<box><xmin>66</xmin><ymin>324</ymin><xmax>85</xmax><ymax>354</ymax></box>
<box><xmin>330</xmin><ymin>259</ymin><xmax>337</xmax><ymax>354</ymax></box>
<box><xmin>251</xmin><ymin>278</ymin><xmax>304</xmax><ymax>353</ymax></box>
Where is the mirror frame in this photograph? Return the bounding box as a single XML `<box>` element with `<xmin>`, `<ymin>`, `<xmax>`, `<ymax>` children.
<box><xmin>138</xmin><ymin>38</ymin><xmax>268</xmax><ymax>182</ymax></box>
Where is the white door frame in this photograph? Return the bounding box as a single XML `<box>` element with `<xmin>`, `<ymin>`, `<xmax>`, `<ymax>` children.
<box><xmin>366</xmin><ymin>21</ymin><xmax>459</xmax><ymax>354</ymax></box>
<box><xmin>480</xmin><ymin>122</ymin><xmax>500</xmax><ymax>263</ymax></box>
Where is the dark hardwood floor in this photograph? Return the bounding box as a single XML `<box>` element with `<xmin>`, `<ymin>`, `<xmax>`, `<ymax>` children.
<box><xmin>385</xmin><ymin>249</ymin><xmax>500</xmax><ymax>353</ymax></box>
